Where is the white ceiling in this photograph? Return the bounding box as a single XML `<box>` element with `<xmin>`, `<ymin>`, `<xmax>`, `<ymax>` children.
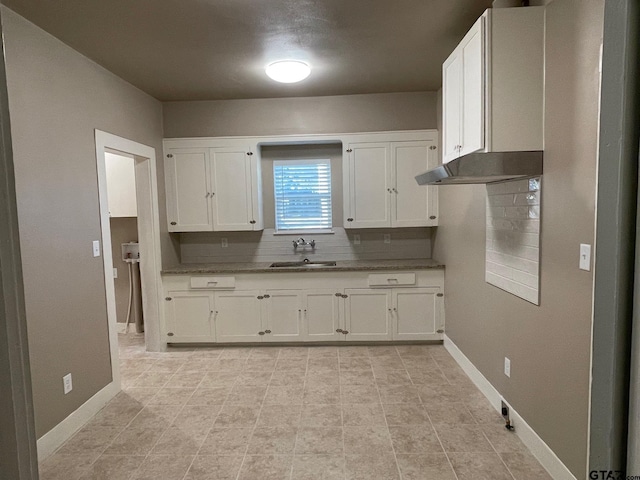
<box><xmin>2</xmin><ymin>0</ymin><xmax>493</xmax><ymax>101</ymax></box>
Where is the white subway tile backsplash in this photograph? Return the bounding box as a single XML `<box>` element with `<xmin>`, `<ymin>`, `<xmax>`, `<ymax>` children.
<box><xmin>485</xmin><ymin>177</ymin><xmax>541</xmax><ymax>305</ymax></box>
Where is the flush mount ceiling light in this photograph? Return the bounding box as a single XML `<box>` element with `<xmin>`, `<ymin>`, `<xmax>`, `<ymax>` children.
<box><xmin>265</xmin><ymin>60</ymin><xmax>311</xmax><ymax>83</ymax></box>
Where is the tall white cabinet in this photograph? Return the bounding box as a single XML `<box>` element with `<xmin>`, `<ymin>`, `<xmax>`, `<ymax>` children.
<box><xmin>442</xmin><ymin>7</ymin><xmax>545</xmax><ymax>163</ymax></box>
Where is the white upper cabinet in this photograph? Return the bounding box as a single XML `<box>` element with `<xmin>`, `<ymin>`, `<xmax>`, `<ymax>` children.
<box><xmin>344</xmin><ymin>134</ymin><xmax>438</xmax><ymax>228</ymax></box>
<box><xmin>165</xmin><ymin>145</ymin><xmax>263</xmax><ymax>232</ymax></box>
<box><xmin>442</xmin><ymin>7</ymin><xmax>545</xmax><ymax>163</ymax></box>
<box><xmin>105</xmin><ymin>152</ymin><xmax>138</xmax><ymax>218</ymax></box>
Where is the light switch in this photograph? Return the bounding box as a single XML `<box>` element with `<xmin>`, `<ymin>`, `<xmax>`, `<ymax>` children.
<box><xmin>353</xmin><ymin>234</ymin><xmax>361</xmax><ymax>245</ymax></box>
<box><xmin>92</xmin><ymin>240</ymin><xmax>101</xmax><ymax>257</ymax></box>
<box><xmin>579</xmin><ymin>244</ymin><xmax>591</xmax><ymax>271</ymax></box>
<box><xmin>113</xmin><ymin>268</ymin><xmax>118</xmax><ymax>279</ymax></box>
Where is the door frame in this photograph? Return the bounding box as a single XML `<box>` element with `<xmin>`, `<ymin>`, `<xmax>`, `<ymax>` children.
<box><xmin>95</xmin><ymin>130</ymin><xmax>165</xmax><ymax>376</ymax></box>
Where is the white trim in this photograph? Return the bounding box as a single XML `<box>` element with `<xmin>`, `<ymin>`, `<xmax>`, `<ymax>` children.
<box><xmin>36</xmin><ymin>381</ymin><xmax>119</xmax><ymax>460</ymax></box>
<box><xmin>443</xmin><ymin>335</ymin><xmax>576</xmax><ymax>480</ymax></box>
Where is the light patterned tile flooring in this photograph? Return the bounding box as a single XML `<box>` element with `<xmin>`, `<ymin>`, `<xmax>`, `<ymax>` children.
<box><xmin>39</xmin><ymin>334</ymin><xmax>552</xmax><ymax>480</ymax></box>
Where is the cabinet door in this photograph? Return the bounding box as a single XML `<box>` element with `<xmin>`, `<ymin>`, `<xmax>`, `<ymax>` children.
<box><xmin>303</xmin><ymin>290</ymin><xmax>344</xmax><ymax>342</ymax></box>
<box><xmin>460</xmin><ymin>15</ymin><xmax>485</xmax><ymax>157</ymax></box>
<box><xmin>391</xmin><ymin>141</ymin><xmax>436</xmax><ymax>227</ymax></box>
<box><xmin>392</xmin><ymin>288</ymin><xmax>442</xmax><ymax>341</ymax></box>
<box><xmin>345</xmin><ymin>143</ymin><xmax>391</xmax><ymax>228</ymax></box>
<box><xmin>344</xmin><ymin>289</ymin><xmax>392</xmax><ymax>341</ymax></box>
<box><xmin>214</xmin><ymin>291</ymin><xmax>263</xmax><ymax>342</ymax></box>
<box><xmin>164</xmin><ymin>148</ymin><xmax>212</xmax><ymax>231</ymax></box>
<box><xmin>210</xmin><ymin>147</ymin><xmax>256</xmax><ymax>231</ymax></box>
<box><xmin>442</xmin><ymin>52</ymin><xmax>462</xmax><ymax>163</ymax></box>
<box><xmin>263</xmin><ymin>290</ymin><xmax>303</xmax><ymax>342</ymax></box>
<box><xmin>164</xmin><ymin>291</ymin><xmax>214</xmax><ymax>342</ymax></box>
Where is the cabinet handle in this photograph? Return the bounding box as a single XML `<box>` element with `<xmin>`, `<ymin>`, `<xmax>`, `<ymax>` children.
<box><xmin>250</xmin><ymin>220</ymin><xmax>256</xmax><ymax>224</ymax></box>
<box><xmin>346</xmin><ymin>148</ymin><xmax>353</xmax><ymax>153</ymax></box>
<box><xmin>166</xmin><ymin>154</ymin><xmax>173</xmax><ymax>158</ymax></box>
<box><xmin>247</xmin><ymin>152</ymin><xmax>254</xmax><ymax>156</ymax></box>
<box><xmin>429</xmin><ymin>216</ymin><xmax>436</xmax><ymax>220</ymax></box>
<box><xmin>257</xmin><ymin>296</ymin><xmax>264</xmax><ymax>300</ymax></box>
<box><xmin>170</xmin><ymin>221</ymin><xmax>177</xmax><ymax>226</ymax></box>
<box><xmin>341</xmin><ymin>294</ymin><xmax>348</xmax><ymax>298</ymax></box>
<box><xmin>258</xmin><ymin>331</ymin><xmax>265</xmax><ymax>335</ymax></box>
<box><xmin>429</xmin><ymin>145</ymin><xmax>437</xmax><ymax>151</ymax></box>
<box><xmin>165</xmin><ymin>297</ymin><xmax>172</xmax><ymax>301</ymax></box>
<box><xmin>263</xmin><ymin>294</ymin><xmax>270</xmax><ymax>299</ymax></box>
<box><xmin>336</xmin><ymin>329</ymin><xmax>343</xmax><ymax>333</ymax></box>
<box><xmin>335</xmin><ymin>293</ymin><xmax>342</xmax><ymax>297</ymax></box>
<box><xmin>437</xmin><ymin>329</ymin><xmax>444</xmax><ymax>333</ymax></box>
<box><xmin>167</xmin><ymin>332</ymin><xmax>174</xmax><ymax>336</ymax></box>
<box><xmin>437</xmin><ymin>293</ymin><xmax>444</xmax><ymax>297</ymax></box>
<box><xmin>265</xmin><ymin>330</ymin><xmax>272</xmax><ymax>334</ymax></box>
<box><xmin>342</xmin><ymin>330</ymin><xmax>349</xmax><ymax>335</ymax></box>
<box><xmin>347</xmin><ymin>218</ymin><xmax>353</xmax><ymax>222</ymax></box>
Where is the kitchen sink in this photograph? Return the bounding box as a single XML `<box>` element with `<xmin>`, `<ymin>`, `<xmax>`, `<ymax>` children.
<box><xmin>269</xmin><ymin>259</ymin><xmax>337</xmax><ymax>268</ymax></box>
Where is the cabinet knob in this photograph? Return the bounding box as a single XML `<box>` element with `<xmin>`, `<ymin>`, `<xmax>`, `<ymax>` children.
<box><xmin>257</xmin><ymin>296</ymin><xmax>264</xmax><ymax>300</ymax></box>
<box><xmin>167</xmin><ymin>332</ymin><xmax>174</xmax><ymax>336</ymax></box>
<box><xmin>165</xmin><ymin>297</ymin><xmax>172</xmax><ymax>301</ymax></box>
<box><xmin>170</xmin><ymin>221</ymin><xmax>177</xmax><ymax>226</ymax></box>
<box><xmin>387</xmin><ymin>188</ymin><xmax>392</xmax><ymax>193</ymax></box>
<box><xmin>429</xmin><ymin>216</ymin><xmax>436</xmax><ymax>220</ymax></box>
<box><xmin>205</xmin><ymin>192</ymin><xmax>209</xmax><ymax>198</ymax></box>
<box><xmin>392</xmin><ymin>188</ymin><xmax>398</xmax><ymax>193</ymax></box>
<box><xmin>166</xmin><ymin>154</ymin><xmax>173</xmax><ymax>158</ymax></box>
<box><xmin>437</xmin><ymin>329</ymin><xmax>444</xmax><ymax>333</ymax></box>
<box><xmin>336</xmin><ymin>329</ymin><xmax>343</xmax><ymax>333</ymax></box>
<box><xmin>429</xmin><ymin>145</ymin><xmax>437</xmax><ymax>150</ymax></box>
<box><xmin>335</xmin><ymin>293</ymin><xmax>342</xmax><ymax>297</ymax></box>
<box><xmin>250</xmin><ymin>220</ymin><xmax>256</xmax><ymax>224</ymax></box>
<box><xmin>346</xmin><ymin>148</ymin><xmax>353</xmax><ymax>153</ymax></box>
<box><xmin>436</xmin><ymin>293</ymin><xmax>444</xmax><ymax>297</ymax></box>
<box><xmin>347</xmin><ymin>218</ymin><xmax>353</xmax><ymax>222</ymax></box>
<box><xmin>247</xmin><ymin>152</ymin><xmax>254</xmax><ymax>156</ymax></box>
<box><xmin>342</xmin><ymin>330</ymin><xmax>349</xmax><ymax>335</ymax></box>
<box><xmin>258</xmin><ymin>331</ymin><xmax>265</xmax><ymax>335</ymax></box>
<box><xmin>265</xmin><ymin>330</ymin><xmax>272</xmax><ymax>334</ymax></box>
<box><xmin>263</xmin><ymin>294</ymin><xmax>270</xmax><ymax>299</ymax></box>
<box><xmin>341</xmin><ymin>294</ymin><xmax>348</xmax><ymax>298</ymax></box>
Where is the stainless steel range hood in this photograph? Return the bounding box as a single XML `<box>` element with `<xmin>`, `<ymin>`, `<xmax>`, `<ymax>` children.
<box><xmin>415</xmin><ymin>151</ymin><xmax>543</xmax><ymax>185</ymax></box>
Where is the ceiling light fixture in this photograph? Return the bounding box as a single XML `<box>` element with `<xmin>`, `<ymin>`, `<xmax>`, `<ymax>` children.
<box><xmin>265</xmin><ymin>60</ymin><xmax>311</xmax><ymax>83</ymax></box>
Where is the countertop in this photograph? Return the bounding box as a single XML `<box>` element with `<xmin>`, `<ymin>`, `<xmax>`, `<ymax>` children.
<box><xmin>161</xmin><ymin>258</ymin><xmax>444</xmax><ymax>275</ymax></box>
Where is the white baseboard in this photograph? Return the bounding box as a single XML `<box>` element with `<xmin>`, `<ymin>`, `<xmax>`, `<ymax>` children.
<box><xmin>36</xmin><ymin>381</ymin><xmax>120</xmax><ymax>461</ymax></box>
<box><xmin>443</xmin><ymin>335</ymin><xmax>576</xmax><ymax>480</ymax></box>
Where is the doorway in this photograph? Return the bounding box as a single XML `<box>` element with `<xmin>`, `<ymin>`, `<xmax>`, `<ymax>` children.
<box><xmin>94</xmin><ymin>130</ymin><xmax>164</xmax><ymax>388</ymax></box>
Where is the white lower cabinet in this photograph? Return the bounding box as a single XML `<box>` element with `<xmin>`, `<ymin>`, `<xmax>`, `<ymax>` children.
<box><xmin>164</xmin><ymin>291</ymin><xmax>215</xmax><ymax>342</ymax></box>
<box><xmin>213</xmin><ymin>290</ymin><xmax>263</xmax><ymax>342</ymax></box>
<box><xmin>162</xmin><ymin>270</ymin><xmax>444</xmax><ymax>344</ymax></box>
<box><xmin>392</xmin><ymin>288</ymin><xmax>443</xmax><ymax>340</ymax></box>
<box><xmin>344</xmin><ymin>289</ymin><xmax>393</xmax><ymax>341</ymax></box>
<box><xmin>262</xmin><ymin>290</ymin><xmax>303</xmax><ymax>342</ymax></box>
<box><xmin>303</xmin><ymin>290</ymin><xmax>344</xmax><ymax>341</ymax></box>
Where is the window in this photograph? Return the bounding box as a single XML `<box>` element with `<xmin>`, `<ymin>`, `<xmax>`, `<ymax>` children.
<box><xmin>273</xmin><ymin>159</ymin><xmax>332</xmax><ymax>231</ymax></box>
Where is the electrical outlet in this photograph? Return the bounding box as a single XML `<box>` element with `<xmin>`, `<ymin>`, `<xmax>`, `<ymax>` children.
<box><xmin>383</xmin><ymin>234</ymin><xmax>391</xmax><ymax>244</ymax></box>
<box><xmin>353</xmin><ymin>234</ymin><xmax>361</xmax><ymax>245</ymax></box>
<box><xmin>63</xmin><ymin>373</ymin><xmax>73</xmax><ymax>394</ymax></box>
<box><xmin>504</xmin><ymin>357</ymin><xmax>511</xmax><ymax>377</ymax></box>
<box><xmin>113</xmin><ymin>268</ymin><xmax>118</xmax><ymax>279</ymax></box>
<box><xmin>221</xmin><ymin>238</ymin><xmax>228</xmax><ymax>248</ymax></box>
<box><xmin>92</xmin><ymin>240</ymin><xmax>101</xmax><ymax>257</ymax></box>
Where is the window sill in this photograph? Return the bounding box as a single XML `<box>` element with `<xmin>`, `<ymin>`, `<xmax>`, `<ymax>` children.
<box><xmin>273</xmin><ymin>229</ymin><xmax>335</xmax><ymax>236</ymax></box>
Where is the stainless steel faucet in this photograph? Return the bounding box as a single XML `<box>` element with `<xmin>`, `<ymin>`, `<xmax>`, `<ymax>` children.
<box><xmin>293</xmin><ymin>237</ymin><xmax>316</xmax><ymax>249</ymax></box>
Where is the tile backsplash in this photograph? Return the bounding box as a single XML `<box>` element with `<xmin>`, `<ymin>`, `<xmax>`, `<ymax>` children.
<box><xmin>179</xmin><ymin>227</ymin><xmax>432</xmax><ymax>264</ymax></box>
<box><xmin>485</xmin><ymin>178</ymin><xmax>541</xmax><ymax>305</ymax></box>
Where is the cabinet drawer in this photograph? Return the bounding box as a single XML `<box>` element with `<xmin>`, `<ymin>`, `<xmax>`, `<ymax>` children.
<box><xmin>190</xmin><ymin>276</ymin><xmax>235</xmax><ymax>289</ymax></box>
<box><xmin>367</xmin><ymin>273</ymin><xmax>416</xmax><ymax>287</ymax></box>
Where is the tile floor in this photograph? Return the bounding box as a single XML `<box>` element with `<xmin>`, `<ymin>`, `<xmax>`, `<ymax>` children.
<box><xmin>39</xmin><ymin>334</ymin><xmax>552</xmax><ymax>480</ymax></box>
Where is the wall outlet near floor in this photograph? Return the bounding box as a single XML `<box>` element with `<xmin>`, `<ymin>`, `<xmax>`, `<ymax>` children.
<box><xmin>113</xmin><ymin>268</ymin><xmax>118</xmax><ymax>279</ymax></box>
<box><xmin>63</xmin><ymin>373</ymin><xmax>73</xmax><ymax>394</ymax></box>
<box><xmin>353</xmin><ymin>234</ymin><xmax>361</xmax><ymax>245</ymax></box>
<box><xmin>504</xmin><ymin>357</ymin><xmax>511</xmax><ymax>377</ymax></box>
<box><xmin>579</xmin><ymin>243</ymin><xmax>591</xmax><ymax>271</ymax></box>
<box><xmin>92</xmin><ymin>240</ymin><xmax>101</xmax><ymax>257</ymax></box>
<box><xmin>221</xmin><ymin>238</ymin><xmax>228</xmax><ymax>248</ymax></box>
<box><xmin>383</xmin><ymin>234</ymin><xmax>391</xmax><ymax>244</ymax></box>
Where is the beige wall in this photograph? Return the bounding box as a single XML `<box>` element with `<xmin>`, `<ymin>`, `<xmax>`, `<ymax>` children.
<box><xmin>162</xmin><ymin>91</ymin><xmax>438</xmax><ymax>138</ymax></box>
<box><xmin>432</xmin><ymin>0</ymin><xmax>604</xmax><ymax>477</ymax></box>
<box><xmin>2</xmin><ymin>8</ymin><xmax>174</xmax><ymax>437</ymax></box>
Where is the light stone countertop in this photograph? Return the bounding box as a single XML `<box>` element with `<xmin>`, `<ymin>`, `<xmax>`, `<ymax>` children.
<box><xmin>161</xmin><ymin>258</ymin><xmax>444</xmax><ymax>275</ymax></box>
